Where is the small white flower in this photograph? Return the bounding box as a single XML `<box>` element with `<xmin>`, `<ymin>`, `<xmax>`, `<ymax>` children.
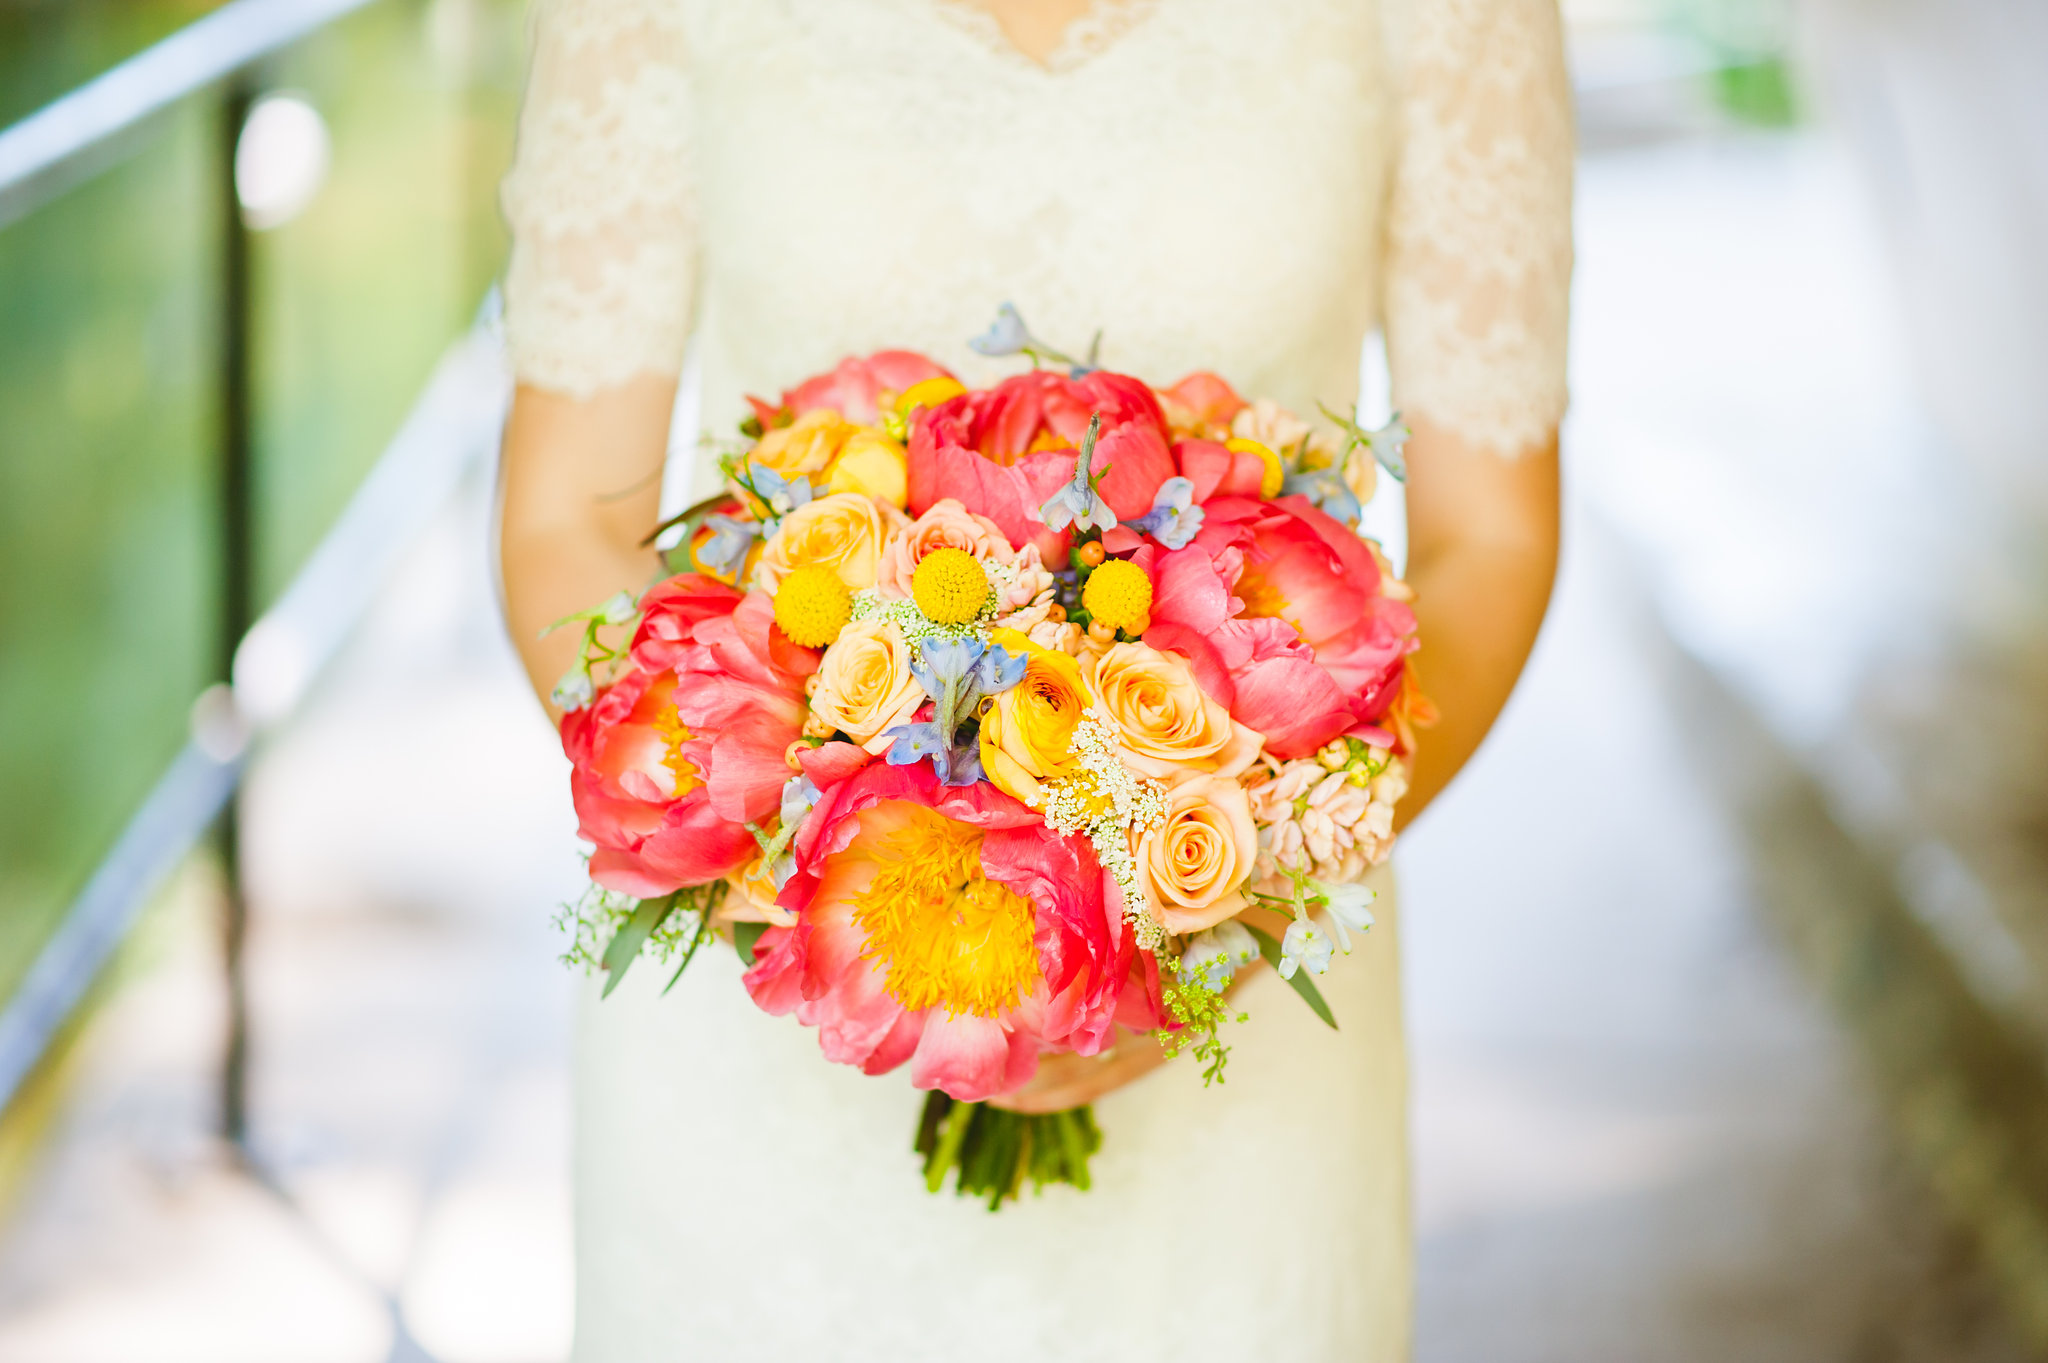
<box><xmin>551</xmin><ymin>664</ymin><xmax>594</xmax><ymax>712</ymax></box>
<box><xmin>1179</xmin><ymin>920</ymin><xmax>1259</xmax><ymax>992</ymax></box>
<box><xmin>599</xmin><ymin>590</ymin><xmax>639</xmax><ymax>626</ymax></box>
<box><xmin>1323</xmin><ymin>882</ymin><xmax>1377</xmax><ymax>953</ymax></box>
<box><xmin>1279</xmin><ymin>917</ymin><xmax>1334</xmax><ymax>980</ymax></box>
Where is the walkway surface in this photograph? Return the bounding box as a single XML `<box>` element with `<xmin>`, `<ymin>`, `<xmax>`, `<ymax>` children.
<box><xmin>0</xmin><ymin>129</ymin><xmax>2029</xmax><ymax>1362</ymax></box>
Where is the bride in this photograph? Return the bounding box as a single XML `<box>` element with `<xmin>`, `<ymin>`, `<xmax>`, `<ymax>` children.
<box><xmin>495</xmin><ymin>0</ymin><xmax>1570</xmax><ymax>1357</ymax></box>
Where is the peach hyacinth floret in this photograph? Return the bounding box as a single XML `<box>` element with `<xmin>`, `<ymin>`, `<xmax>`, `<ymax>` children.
<box><xmin>1246</xmin><ymin>758</ymin><xmax>1410</xmax><ymax>890</ymax></box>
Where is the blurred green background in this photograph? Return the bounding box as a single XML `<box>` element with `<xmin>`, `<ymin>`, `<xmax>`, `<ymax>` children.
<box><xmin>0</xmin><ymin>0</ymin><xmax>526</xmax><ymax>1003</ymax></box>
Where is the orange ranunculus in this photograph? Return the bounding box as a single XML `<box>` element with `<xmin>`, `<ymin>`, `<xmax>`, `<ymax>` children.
<box><xmin>977</xmin><ymin>627</ymin><xmax>1091</xmax><ymax>809</ymax></box>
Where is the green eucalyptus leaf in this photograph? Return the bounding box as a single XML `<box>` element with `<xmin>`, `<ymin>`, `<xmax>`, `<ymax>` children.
<box><xmin>1241</xmin><ymin>921</ymin><xmax>1338</xmax><ymax>1030</ymax></box>
<box><xmin>599</xmin><ymin>894</ymin><xmax>677</xmax><ymax>999</ymax></box>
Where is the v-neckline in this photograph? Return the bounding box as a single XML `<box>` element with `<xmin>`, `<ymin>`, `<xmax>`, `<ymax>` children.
<box><xmin>926</xmin><ymin>0</ymin><xmax>1165</xmax><ymax>76</ymax></box>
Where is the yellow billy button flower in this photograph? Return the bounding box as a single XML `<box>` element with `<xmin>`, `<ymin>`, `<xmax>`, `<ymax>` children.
<box><xmin>1081</xmin><ymin>559</ymin><xmax>1153</xmax><ymax>635</ymax></box>
<box><xmin>910</xmin><ymin>546</ymin><xmax>990</xmax><ymax>624</ymax></box>
<box><xmin>772</xmin><ymin>563</ymin><xmax>853</xmax><ymax>647</ymax></box>
<box><xmin>1226</xmin><ymin>436</ymin><xmax>1286</xmax><ymax>498</ymax></box>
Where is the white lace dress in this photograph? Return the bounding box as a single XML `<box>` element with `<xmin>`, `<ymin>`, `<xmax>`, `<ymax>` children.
<box><xmin>501</xmin><ymin>2</ymin><xmax>1572</xmax><ymax>1358</ymax></box>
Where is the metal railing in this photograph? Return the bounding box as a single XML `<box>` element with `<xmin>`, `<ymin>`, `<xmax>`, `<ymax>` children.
<box><xmin>0</xmin><ymin>0</ymin><xmax>510</xmax><ymax>1130</ymax></box>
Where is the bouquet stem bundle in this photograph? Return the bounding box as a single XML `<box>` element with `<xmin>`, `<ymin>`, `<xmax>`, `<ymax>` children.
<box><xmin>915</xmin><ymin>1091</ymin><xmax>1101</xmax><ymax>1210</ymax></box>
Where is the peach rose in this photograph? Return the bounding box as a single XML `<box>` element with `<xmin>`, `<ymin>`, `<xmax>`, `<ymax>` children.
<box><xmin>752</xmin><ymin>410</ymin><xmax>857</xmax><ymax>478</ymax></box>
<box><xmin>753</xmin><ymin>492</ymin><xmax>904</xmax><ymax>594</ymax></box>
<box><xmin>806</xmin><ymin>619</ymin><xmax>925</xmax><ymax>753</ymax></box>
<box><xmin>1082</xmin><ymin>642</ymin><xmax>1263</xmax><ymax>781</ymax></box>
<box><xmin>1132</xmin><ymin>773</ymin><xmax>1257</xmax><ymax>934</ymax></box>
<box><xmin>978</xmin><ymin>627</ymin><xmax>1090</xmax><ymax>807</ymax></box>
<box><xmin>873</xmin><ymin>498</ymin><xmax>1049</xmax><ymax>607</ymax></box>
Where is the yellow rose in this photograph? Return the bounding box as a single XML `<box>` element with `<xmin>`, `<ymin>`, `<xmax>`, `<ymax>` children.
<box><xmin>824</xmin><ymin>428</ymin><xmax>908</xmax><ymax>509</ymax></box>
<box><xmin>752</xmin><ymin>409</ymin><xmax>856</xmax><ymax>478</ymax></box>
<box><xmin>807</xmin><ymin>619</ymin><xmax>925</xmax><ymax>753</ymax></box>
<box><xmin>1083</xmin><ymin>642</ymin><xmax>1262</xmax><ymax>781</ymax></box>
<box><xmin>1132</xmin><ymin>774</ymin><xmax>1257</xmax><ymax>933</ymax></box>
<box><xmin>978</xmin><ymin>627</ymin><xmax>1091</xmax><ymax>808</ymax></box>
<box><xmin>754</xmin><ymin>492</ymin><xmax>903</xmax><ymax>594</ymax></box>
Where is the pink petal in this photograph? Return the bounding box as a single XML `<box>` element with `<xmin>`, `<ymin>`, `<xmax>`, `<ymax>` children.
<box><xmin>910</xmin><ymin>1011</ymin><xmax>1013</xmax><ymax>1101</ymax></box>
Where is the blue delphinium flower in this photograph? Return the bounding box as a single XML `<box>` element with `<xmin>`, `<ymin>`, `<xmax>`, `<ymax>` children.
<box><xmin>1125</xmin><ymin>475</ymin><xmax>1205</xmax><ymax>549</ymax></box>
<box><xmin>748</xmin><ymin>462</ymin><xmax>816</xmax><ymax>519</ymax></box>
<box><xmin>1282</xmin><ymin>464</ymin><xmax>1363</xmax><ymax>527</ymax></box>
<box><xmin>694</xmin><ymin>514</ymin><xmax>762</xmax><ymax>580</ymax></box>
<box><xmin>1318</xmin><ymin>401</ymin><xmax>1410</xmax><ymax>485</ymax></box>
<box><xmin>887</xmin><ymin>636</ymin><xmax>1027</xmax><ymax>786</ymax></box>
<box><xmin>1034</xmin><ymin>416</ymin><xmax>1118</xmax><ymax>534</ymax></box>
<box><xmin>969</xmin><ymin>302</ymin><xmax>1031</xmax><ymax>358</ymax></box>
<box><xmin>763</xmin><ymin>775</ymin><xmax>821</xmax><ymax>889</ymax></box>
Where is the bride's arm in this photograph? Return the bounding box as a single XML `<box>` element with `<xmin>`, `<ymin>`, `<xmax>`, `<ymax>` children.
<box><xmin>499</xmin><ymin>378</ymin><xmax>675</xmax><ymax>713</ymax></box>
<box><xmin>495</xmin><ymin>0</ymin><xmax>697</xmax><ymax>712</ymax></box>
<box><xmin>1395</xmin><ymin>417</ymin><xmax>1560</xmax><ymax>824</ymax></box>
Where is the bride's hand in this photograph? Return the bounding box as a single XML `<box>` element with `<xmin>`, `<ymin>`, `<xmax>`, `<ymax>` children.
<box><xmin>987</xmin><ymin>930</ymin><xmax>1280</xmax><ymax>1115</ymax></box>
<box><xmin>985</xmin><ymin>1036</ymin><xmax>1169</xmax><ymax>1115</ymax></box>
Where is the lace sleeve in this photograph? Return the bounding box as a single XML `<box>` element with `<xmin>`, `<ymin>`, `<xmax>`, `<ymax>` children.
<box><xmin>500</xmin><ymin>0</ymin><xmax>696</xmax><ymax>396</ymax></box>
<box><xmin>1382</xmin><ymin>0</ymin><xmax>1574</xmax><ymax>455</ymax></box>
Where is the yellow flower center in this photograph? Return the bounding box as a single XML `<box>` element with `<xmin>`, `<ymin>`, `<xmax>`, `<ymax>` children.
<box><xmin>910</xmin><ymin>547</ymin><xmax>991</xmax><ymax>624</ymax></box>
<box><xmin>773</xmin><ymin>563</ymin><xmax>853</xmax><ymax>646</ymax></box>
<box><xmin>1081</xmin><ymin>559</ymin><xmax>1154</xmax><ymax>633</ymax></box>
<box><xmin>1226</xmin><ymin>436</ymin><xmax>1286</xmax><ymax>498</ymax></box>
<box><xmin>1232</xmin><ymin>565</ymin><xmax>1298</xmax><ymax>633</ymax></box>
<box><xmin>651</xmin><ymin>704</ymin><xmax>701</xmax><ymax>799</ymax></box>
<box><xmin>851</xmin><ymin>805</ymin><xmax>1039</xmax><ymax>1017</ymax></box>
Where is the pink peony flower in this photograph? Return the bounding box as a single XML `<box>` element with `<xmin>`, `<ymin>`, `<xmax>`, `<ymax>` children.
<box><xmin>563</xmin><ymin>580</ymin><xmax>768</xmax><ymax>897</ymax></box>
<box><xmin>753</xmin><ymin>350</ymin><xmax>955</xmax><ymax>426</ymax></box>
<box><xmin>653</xmin><ymin>582</ymin><xmax>819</xmax><ymax>826</ymax></box>
<box><xmin>906</xmin><ymin>369</ymin><xmax>1177</xmax><ymax>562</ymax></box>
<box><xmin>1155</xmin><ymin>371</ymin><xmax>1247</xmax><ymax>441</ymax></box>
<box><xmin>1133</xmin><ymin>496</ymin><xmax>1417</xmax><ymax>759</ymax></box>
<box><xmin>742</xmin><ymin>762</ymin><xmax>1156</xmax><ymax>1101</ymax></box>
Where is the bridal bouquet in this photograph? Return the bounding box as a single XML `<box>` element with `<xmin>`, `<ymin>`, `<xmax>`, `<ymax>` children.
<box><xmin>550</xmin><ymin>307</ymin><xmax>1426</xmax><ymax>1208</ymax></box>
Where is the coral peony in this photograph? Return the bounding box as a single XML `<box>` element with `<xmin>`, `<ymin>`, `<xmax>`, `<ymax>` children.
<box><xmin>1133</xmin><ymin>496</ymin><xmax>1417</xmax><ymax>759</ymax></box>
<box><xmin>1155</xmin><ymin>371</ymin><xmax>1247</xmax><ymax>441</ymax></box>
<box><xmin>563</xmin><ymin>668</ymin><xmax>757</xmax><ymax>900</ymax></box>
<box><xmin>743</xmin><ymin>762</ymin><xmax>1150</xmax><ymax>1100</ymax></box>
<box><xmin>769</xmin><ymin>350</ymin><xmax>955</xmax><ymax>426</ymax></box>
<box><xmin>659</xmin><ymin>587</ymin><xmax>818</xmax><ymax>826</ymax></box>
<box><xmin>906</xmin><ymin>369</ymin><xmax>1177</xmax><ymax>561</ymax></box>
